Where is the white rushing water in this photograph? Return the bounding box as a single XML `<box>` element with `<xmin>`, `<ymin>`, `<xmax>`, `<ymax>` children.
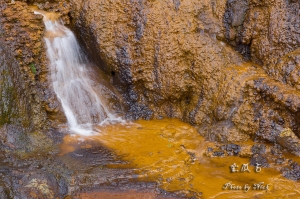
<box><xmin>35</xmin><ymin>11</ymin><xmax>122</xmax><ymax>136</ymax></box>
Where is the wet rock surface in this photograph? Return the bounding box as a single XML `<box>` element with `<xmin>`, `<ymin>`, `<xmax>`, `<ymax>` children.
<box><xmin>0</xmin><ymin>137</ymin><xmax>180</xmax><ymax>199</ymax></box>
<box><xmin>0</xmin><ymin>1</ymin><xmax>63</xmax><ymax>154</ymax></box>
<box><xmin>67</xmin><ymin>0</ymin><xmax>300</xmax><ymax>147</ymax></box>
<box><xmin>276</xmin><ymin>128</ymin><xmax>300</xmax><ymax>156</ymax></box>
<box><xmin>250</xmin><ymin>154</ymin><xmax>269</xmax><ymax>168</ymax></box>
<box><xmin>282</xmin><ymin>161</ymin><xmax>300</xmax><ymax>181</ymax></box>
<box><xmin>0</xmin><ymin>1</ymin><xmax>123</xmax><ymax>151</ymax></box>
<box><xmin>1</xmin><ymin>0</ymin><xmax>300</xmax><ymax>198</ymax></box>
<box><xmin>2</xmin><ymin>0</ymin><xmax>300</xmax><ymax>157</ymax></box>
<box><xmin>251</xmin><ymin>144</ymin><xmax>266</xmax><ymax>155</ymax></box>
<box><xmin>69</xmin><ymin>0</ymin><xmax>243</xmax><ymax>123</ymax></box>
<box><xmin>220</xmin><ymin>0</ymin><xmax>300</xmax><ymax>91</ymax></box>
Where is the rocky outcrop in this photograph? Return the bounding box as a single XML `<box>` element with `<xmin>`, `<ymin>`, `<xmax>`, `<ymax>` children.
<box><xmin>69</xmin><ymin>0</ymin><xmax>242</xmax><ymax>119</ymax></box>
<box><xmin>0</xmin><ymin>2</ymin><xmax>45</xmax><ymax>129</ymax></box>
<box><xmin>0</xmin><ymin>1</ymin><xmax>63</xmax><ymax>153</ymax></box>
<box><xmin>220</xmin><ymin>0</ymin><xmax>300</xmax><ymax>90</ymax></box>
<box><xmin>67</xmin><ymin>0</ymin><xmax>300</xmax><ymax>148</ymax></box>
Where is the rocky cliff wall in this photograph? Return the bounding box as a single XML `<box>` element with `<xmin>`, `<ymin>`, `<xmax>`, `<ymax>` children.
<box><xmin>0</xmin><ymin>2</ymin><xmax>64</xmax><ymax>153</ymax></box>
<box><xmin>220</xmin><ymin>0</ymin><xmax>300</xmax><ymax>90</ymax></box>
<box><xmin>69</xmin><ymin>0</ymin><xmax>244</xmax><ymax>120</ymax></box>
<box><xmin>66</xmin><ymin>0</ymin><xmax>300</xmax><ymax>152</ymax></box>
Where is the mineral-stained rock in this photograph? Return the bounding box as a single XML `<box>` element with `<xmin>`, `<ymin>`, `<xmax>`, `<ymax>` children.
<box><xmin>0</xmin><ymin>0</ymin><xmax>125</xmax><ymax>156</ymax></box>
<box><xmin>69</xmin><ymin>0</ymin><xmax>244</xmax><ymax>122</ymax></box>
<box><xmin>224</xmin><ymin>143</ymin><xmax>241</xmax><ymax>156</ymax></box>
<box><xmin>250</xmin><ymin>154</ymin><xmax>269</xmax><ymax>168</ymax></box>
<box><xmin>0</xmin><ymin>1</ymin><xmax>63</xmax><ymax>152</ymax></box>
<box><xmin>251</xmin><ymin>144</ymin><xmax>266</xmax><ymax>155</ymax></box>
<box><xmin>2</xmin><ymin>1</ymin><xmax>300</xmax><ymax>197</ymax></box>
<box><xmin>282</xmin><ymin>162</ymin><xmax>300</xmax><ymax>181</ymax></box>
<box><xmin>2</xmin><ymin>0</ymin><xmax>300</xmax><ymax>155</ymax></box>
<box><xmin>221</xmin><ymin>0</ymin><xmax>300</xmax><ymax>91</ymax></box>
<box><xmin>19</xmin><ymin>173</ymin><xmax>64</xmax><ymax>199</ymax></box>
<box><xmin>276</xmin><ymin>128</ymin><xmax>300</xmax><ymax>156</ymax></box>
<box><xmin>212</xmin><ymin>151</ymin><xmax>225</xmax><ymax>157</ymax></box>
<box><xmin>68</xmin><ymin>0</ymin><xmax>300</xmax><ymax>145</ymax></box>
<box><xmin>271</xmin><ymin>49</ymin><xmax>300</xmax><ymax>91</ymax></box>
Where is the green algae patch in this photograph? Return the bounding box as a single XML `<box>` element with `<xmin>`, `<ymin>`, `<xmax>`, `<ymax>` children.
<box><xmin>60</xmin><ymin>119</ymin><xmax>300</xmax><ymax>198</ymax></box>
<box><xmin>0</xmin><ymin>70</ymin><xmax>17</xmax><ymax>125</ymax></box>
<box><xmin>29</xmin><ymin>63</ymin><xmax>37</xmax><ymax>74</ymax></box>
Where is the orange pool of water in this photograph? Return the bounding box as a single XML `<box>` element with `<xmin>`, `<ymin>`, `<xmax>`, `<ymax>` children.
<box><xmin>60</xmin><ymin>119</ymin><xmax>300</xmax><ymax>198</ymax></box>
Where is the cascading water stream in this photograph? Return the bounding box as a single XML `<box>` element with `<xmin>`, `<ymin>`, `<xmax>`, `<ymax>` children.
<box><xmin>35</xmin><ymin>11</ymin><xmax>122</xmax><ymax>135</ymax></box>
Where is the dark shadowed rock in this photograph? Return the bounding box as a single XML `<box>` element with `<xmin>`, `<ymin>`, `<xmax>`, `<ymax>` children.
<box><xmin>213</xmin><ymin>151</ymin><xmax>225</xmax><ymax>157</ymax></box>
<box><xmin>282</xmin><ymin>162</ymin><xmax>300</xmax><ymax>181</ymax></box>
<box><xmin>220</xmin><ymin>0</ymin><xmax>300</xmax><ymax>93</ymax></box>
<box><xmin>251</xmin><ymin>144</ymin><xmax>266</xmax><ymax>155</ymax></box>
<box><xmin>222</xmin><ymin>143</ymin><xmax>241</xmax><ymax>156</ymax></box>
<box><xmin>250</xmin><ymin>154</ymin><xmax>269</xmax><ymax>168</ymax></box>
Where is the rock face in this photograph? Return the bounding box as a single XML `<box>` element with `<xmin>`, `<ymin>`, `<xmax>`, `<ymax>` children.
<box><xmin>0</xmin><ymin>1</ymin><xmax>64</xmax><ymax>153</ymax></box>
<box><xmin>0</xmin><ymin>2</ymin><xmax>45</xmax><ymax>129</ymax></box>
<box><xmin>0</xmin><ymin>0</ymin><xmax>124</xmax><ymax>155</ymax></box>
<box><xmin>276</xmin><ymin>128</ymin><xmax>300</xmax><ymax>156</ymax></box>
<box><xmin>69</xmin><ymin>0</ymin><xmax>243</xmax><ymax>122</ymax></box>
<box><xmin>68</xmin><ymin>0</ymin><xmax>300</xmax><ymax>146</ymax></box>
<box><xmin>1</xmin><ymin>0</ymin><xmax>300</xmax><ymax>151</ymax></box>
<box><xmin>220</xmin><ymin>0</ymin><xmax>300</xmax><ymax>89</ymax></box>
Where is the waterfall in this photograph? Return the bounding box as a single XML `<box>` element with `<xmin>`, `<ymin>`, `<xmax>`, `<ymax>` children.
<box><xmin>35</xmin><ymin>11</ymin><xmax>121</xmax><ymax>136</ymax></box>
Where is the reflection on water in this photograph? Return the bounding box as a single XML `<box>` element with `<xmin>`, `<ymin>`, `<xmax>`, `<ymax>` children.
<box><xmin>60</xmin><ymin>119</ymin><xmax>300</xmax><ymax>198</ymax></box>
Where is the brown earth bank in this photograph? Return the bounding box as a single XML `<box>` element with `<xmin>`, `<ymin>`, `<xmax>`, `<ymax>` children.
<box><xmin>1</xmin><ymin>0</ymin><xmax>300</xmax><ymax>198</ymax></box>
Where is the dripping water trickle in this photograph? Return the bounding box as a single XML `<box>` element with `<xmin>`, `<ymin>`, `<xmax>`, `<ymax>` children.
<box><xmin>35</xmin><ymin>11</ymin><xmax>123</xmax><ymax>135</ymax></box>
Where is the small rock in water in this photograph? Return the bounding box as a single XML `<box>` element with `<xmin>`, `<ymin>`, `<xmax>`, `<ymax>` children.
<box><xmin>250</xmin><ymin>154</ymin><xmax>269</xmax><ymax>167</ymax></box>
<box><xmin>282</xmin><ymin>162</ymin><xmax>300</xmax><ymax>181</ymax></box>
<box><xmin>213</xmin><ymin>151</ymin><xmax>225</xmax><ymax>157</ymax></box>
<box><xmin>251</xmin><ymin>144</ymin><xmax>266</xmax><ymax>155</ymax></box>
<box><xmin>225</xmin><ymin>144</ymin><xmax>241</xmax><ymax>156</ymax></box>
<box><xmin>276</xmin><ymin>128</ymin><xmax>300</xmax><ymax>156</ymax></box>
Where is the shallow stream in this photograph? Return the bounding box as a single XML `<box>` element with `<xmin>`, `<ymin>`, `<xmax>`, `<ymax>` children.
<box><xmin>60</xmin><ymin>119</ymin><xmax>300</xmax><ymax>198</ymax></box>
